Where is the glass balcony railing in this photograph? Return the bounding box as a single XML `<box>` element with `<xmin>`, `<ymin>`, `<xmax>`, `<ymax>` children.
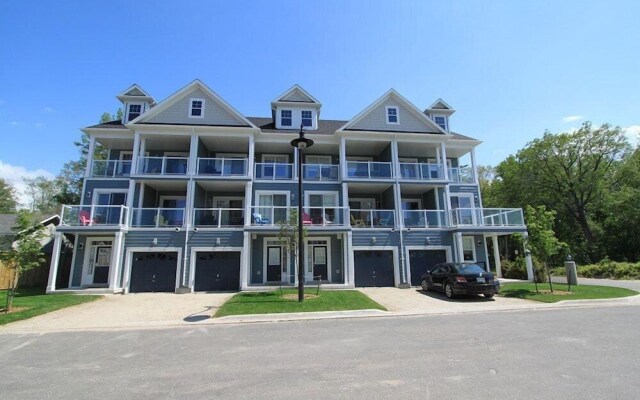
<box><xmin>346</xmin><ymin>161</ymin><xmax>393</xmax><ymax>179</ymax></box>
<box><xmin>91</xmin><ymin>160</ymin><xmax>132</xmax><ymax>178</ymax></box>
<box><xmin>448</xmin><ymin>167</ymin><xmax>475</xmax><ymax>183</ymax></box>
<box><xmin>399</xmin><ymin>162</ymin><xmax>444</xmax><ymax>180</ymax></box>
<box><xmin>450</xmin><ymin>208</ymin><xmax>525</xmax><ymax>227</ymax></box>
<box><xmin>349</xmin><ymin>209</ymin><xmax>395</xmax><ymax>228</ymax></box>
<box><xmin>137</xmin><ymin>157</ymin><xmax>189</xmax><ymax>175</ymax></box>
<box><xmin>193</xmin><ymin>208</ymin><xmax>245</xmax><ymax>227</ymax></box>
<box><xmin>61</xmin><ymin>205</ymin><xmax>128</xmax><ymax>227</ymax></box>
<box><xmin>254</xmin><ymin>163</ymin><xmax>294</xmax><ymax>180</ymax></box>
<box><xmin>130</xmin><ymin>208</ymin><xmax>185</xmax><ymax>227</ymax></box>
<box><xmin>303</xmin><ymin>164</ymin><xmax>339</xmax><ymax>181</ymax></box>
<box><xmin>402</xmin><ymin>210</ymin><xmax>448</xmax><ymax>228</ymax></box>
<box><xmin>197</xmin><ymin>158</ymin><xmax>248</xmax><ymax>177</ymax></box>
<box><xmin>251</xmin><ymin>206</ymin><xmax>349</xmax><ymax>227</ymax></box>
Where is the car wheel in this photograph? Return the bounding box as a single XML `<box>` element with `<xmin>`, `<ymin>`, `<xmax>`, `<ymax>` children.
<box><xmin>484</xmin><ymin>293</ymin><xmax>494</xmax><ymax>299</ymax></box>
<box><xmin>444</xmin><ymin>283</ymin><xmax>455</xmax><ymax>299</ymax></box>
<box><xmin>421</xmin><ymin>279</ymin><xmax>429</xmax><ymax>291</ymax></box>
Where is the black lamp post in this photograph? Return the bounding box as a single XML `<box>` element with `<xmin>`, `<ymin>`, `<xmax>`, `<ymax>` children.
<box><xmin>290</xmin><ymin>123</ymin><xmax>314</xmax><ymax>302</ymax></box>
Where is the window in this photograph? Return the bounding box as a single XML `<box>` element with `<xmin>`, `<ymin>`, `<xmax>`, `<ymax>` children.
<box><xmin>281</xmin><ymin>110</ymin><xmax>292</xmax><ymax>126</ymax></box>
<box><xmin>301</xmin><ymin>110</ymin><xmax>312</xmax><ymax>127</ymax></box>
<box><xmin>189</xmin><ymin>99</ymin><xmax>205</xmax><ymax>118</ymax></box>
<box><xmin>462</xmin><ymin>237</ymin><xmax>476</xmax><ymax>262</ymax></box>
<box><xmin>127</xmin><ymin>104</ymin><xmax>142</xmax><ymax>122</ymax></box>
<box><xmin>386</xmin><ymin>106</ymin><xmax>399</xmax><ymax>124</ymax></box>
<box><xmin>434</xmin><ymin>115</ymin><xmax>447</xmax><ymax>131</ymax></box>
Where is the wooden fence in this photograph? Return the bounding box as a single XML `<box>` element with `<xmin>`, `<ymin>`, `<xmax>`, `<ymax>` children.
<box><xmin>0</xmin><ymin>254</ymin><xmax>68</xmax><ymax>290</ymax></box>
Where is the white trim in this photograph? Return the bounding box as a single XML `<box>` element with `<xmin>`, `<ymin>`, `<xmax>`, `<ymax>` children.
<box><xmin>80</xmin><ymin>236</ymin><xmax>114</xmax><ymax>287</ymax></box>
<box><xmin>404</xmin><ymin>245</ymin><xmax>452</xmax><ymax>287</ymax></box>
<box><xmin>272</xmin><ymin>84</ymin><xmax>321</xmax><ymax>105</ymax></box>
<box><xmin>189</xmin><ymin>98</ymin><xmax>205</xmax><ymax>119</ymax></box>
<box><xmin>385</xmin><ymin>105</ymin><xmax>400</xmax><ymax>125</ymax></box>
<box><xmin>428</xmin><ymin>98</ymin><xmax>455</xmax><ymax>111</ymax></box>
<box><xmin>123</xmin><ymin>247</ymin><xmax>183</xmax><ymax>294</ymax></box>
<box><xmin>280</xmin><ymin>109</ymin><xmax>293</xmax><ymax>127</ymax></box>
<box><xmin>304</xmin><ymin>236</ymin><xmax>332</xmax><ymax>282</ymax></box>
<box><xmin>262</xmin><ymin>238</ymin><xmax>288</xmax><ymax>283</ymax></box>
<box><xmin>119</xmin><ymin>151</ymin><xmax>133</xmax><ymax>161</ymax></box>
<box><xmin>304</xmin><ymin>155</ymin><xmax>332</xmax><ymax>165</ymax></box>
<box><xmin>126</xmin><ymin>102</ymin><xmax>144</xmax><ymax>123</ymax></box>
<box><xmin>348</xmin><ymin>197</ymin><xmax>377</xmax><ymax>210</ymax></box>
<box><xmin>351</xmin><ymin>246</ymin><xmax>400</xmax><ymax>287</ymax></box>
<box><xmin>215</xmin><ymin>153</ymin><xmax>248</xmax><ymax>159</ymax></box>
<box><xmin>261</xmin><ymin>154</ymin><xmax>289</xmax><ymax>163</ymax></box>
<box><xmin>92</xmin><ymin>189</ymin><xmax>128</xmax><ymax>206</ymax></box>
<box><xmin>253</xmin><ymin>190</ymin><xmax>290</xmax><ymax>206</ymax></box>
<box><xmin>188</xmin><ymin>246</ymin><xmax>243</xmax><ymax>291</ymax></box>
<box><xmin>462</xmin><ymin>236</ymin><xmax>477</xmax><ymax>263</ymax></box>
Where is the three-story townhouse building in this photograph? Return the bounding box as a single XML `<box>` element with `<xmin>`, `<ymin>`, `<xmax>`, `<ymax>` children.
<box><xmin>46</xmin><ymin>80</ymin><xmax>531</xmax><ymax>294</ymax></box>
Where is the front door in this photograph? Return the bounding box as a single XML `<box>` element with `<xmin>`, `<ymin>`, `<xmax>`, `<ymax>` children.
<box><xmin>82</xmin><ymin>239</ymin><xmax>113</xmax><ymax>287</ymax></box>
<box><xmin>266</xmin><ymin>246</ymin><xmax>282</xmax><ymax>282</ymax></box>
<box><xmin>305</xmin><ymin>240</ymin><xmax>330</xmax><ymax>282</ymax></box>
<box><xmin>312</xmin><ymin>246</ymin><xmax>327</xmax><ymax>281</ymax></box>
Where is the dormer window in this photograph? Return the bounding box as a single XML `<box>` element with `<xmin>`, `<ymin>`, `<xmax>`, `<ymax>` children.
<box><xmin>281</xmin><ymin>110</ymin><xmax>292</xmax><ymax>126</ymax></box>
<box><xmin>127</xmin><ymin>104</ymin><xmax>142</xmax><ymax>122</ymax></box>
<box><xmin>301</xmin><ymin>110</ymin><xmax>312</xmax><ymax>127</ymax></box>
<box><xmin>189</xmin><ymin>98</ymin><xmax>205</xmax><ymax>118</ymax></box>
<box><xmin>386</xmin><ymin>106</ymin><xmax>399</xmax><ymax>124</ymax></box>
<box><xmin>434</xmin><ymin>115</ymin><xmax>447</xmax><ymax>131</ymax></box>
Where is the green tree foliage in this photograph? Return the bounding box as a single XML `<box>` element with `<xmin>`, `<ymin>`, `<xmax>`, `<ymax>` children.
<box><xmin>0</xmin><ymin>178</ymin><xmax>18</xmax><ymax>213</ymax></box>
<box><xmin>0</xmin><ymin>210</ymin><xmax>45</xmax><ymax>311</ymax></box>
<box><xmin>278</xmin><ymin>209</ymin><xmax>308</xmax><ymax>283</ymax></box>
<box><xmin>523</xmin><ymin>205</ymin><xmax>567</xmax><ymax>290</ymax></box>
<box><xmin>23</xmin><ymin>176</ymin><xmax>60</xmax><ymax>217</ymax></box>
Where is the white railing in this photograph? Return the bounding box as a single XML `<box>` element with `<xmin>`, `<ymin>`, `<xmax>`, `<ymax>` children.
<box><xmin>349</xmin><ymin>209</ymin><xmax>395</xmax><ymax>228</ymax></box>
<box><xmin>138</xmin><ymin>156</ymin><xmax>189</xmax><ymax>175</ymax></box>
<box><xmin>303</xmin><ymin>164</ymin><xmax>339</xmax><ymax>181</ymax></box>
<box><xmin>402</xmin><ymin>210</ymin><xmax>448</xmax><ymax>228</ymax></box>
<box><xmin>61</xmin><ymin>205</ymin><xmax>128</xmax><ymax>227</ymax></box>
<box><xmin>91</xmin><ymin>160</ymin><xmax>132</xmax><ymax>178</ymax></box>
<box><xmin>130</xmin><ymin>208</ymin><xmax>185</xmax><ymax>228</ymax></box>
<box><xmin>346</xmin><ymin>161</ymin><xmax>393</xmax><ymax>179</ymax></box>
<box><xmin>399</xmin><ymin>162</ymin><xmax>444</xmax><ymax>180</ymax></box>
<box><xmin>254</xmin><ymin>163</ymin><xmax>294</xmax><ymax>180</ymax></box>
<box><xmin>450</xmin><ymin>208</ymin><xmax>525</xmax><ymax>227</ymax></box>
<box><xmin>448</xmin><ymin>167</ymin><xmax>474</xmax><ymax>184</ymax></box>
<box><xmin>193</xmin><ymin>208</ymin><xmax>245</xmax><ymax>227</ymax></box>
<box><xmin>251</xmin><ymin>206</ymin><xmax>349</xmax><ymax>227</ymax></box>
<box><xmin>197</xmin><ymin>158</ymin><xmax>248</xmax><ymax>177</ymax></box>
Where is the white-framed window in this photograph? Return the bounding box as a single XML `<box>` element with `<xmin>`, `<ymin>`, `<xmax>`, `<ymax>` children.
<box><xmin>305</xmin><ymin>155</ymin><xmax>332</xmax><ymax>165</ymax></box>
<box><xmin>281</xmin><ymin>110</ymin><xmax>292</xmax><ymax>126</ymax></box>
<box><xmin>127</xmin><ymin>103</ymin><xmax>142</xmax><ymax>122</ymax></box>
<box><xmin>301</xmin><ymin>110</ymin><xmax>312</xmax><ymax>127</ymax></box>
<box><xmin>434</xmin><ymin>115</ymin><xmax>447</xmax><ymax>131</ymax></box>
<box><xmin>189</xmin><ymin>98</ymin><xmax>205</xmax><ymax>118</ymax></box>
<box><xmin>262</xmin><ymin>154</ymin><xmax>289</xmax><ymax>163</ymax></box>
<box><xmin>385</xmin><ymin>106</ymin><xmax>399</xmax><ymax>124</ymax></box>
<box><xmin>462</xmin><ymin>236</ymin><xmax>476</xmax><ymax>262</ymax></box>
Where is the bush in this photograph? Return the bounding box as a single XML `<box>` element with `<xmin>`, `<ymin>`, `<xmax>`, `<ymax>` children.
<box><xmin>501</xmin><ymin>256</ymin><xmax>547</xmax><ymax>281</ymax></box>
<box><xmin>576</xmin><ymin>259</ymin><xmax>640</xmax><ymax>280</ymax></box>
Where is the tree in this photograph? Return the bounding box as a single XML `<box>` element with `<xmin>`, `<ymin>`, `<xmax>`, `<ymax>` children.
<box><xmin>23</xmin><ymin>176</ymin><xmax>60</xmax><ymax>217</ymax></box>
<box><xmin>0</xmin><ymin>210</ymin><xmax>45</xmax><ymax>312</ymax></box>
<box><xmin>0</xmin><ymin>178</ymin><xmax>18</xmax><ymax>213</ymax></box>
<box><xmin>524</xmin><ymin>205</ymin><xmax>567</xmax><ymax>292</ymax></box>
<box><xmin>278</xmin><ymin>209</ymin><xmax>308</xmax><ymax>299</ymax></box>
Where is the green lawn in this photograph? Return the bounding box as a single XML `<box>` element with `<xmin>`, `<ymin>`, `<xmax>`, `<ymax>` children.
<box><xmin>214</xmin><ymin>289</ymin><xmax>386</xmax><ymax>317</ymax></box>
<box><xmin>500</xmin><ymin>282</ymin><xmax>638</xmax><ymax>303</ymax></box>
<box><xmin>0</xmin><ymin>288</ymin><xmax>102</xmax><ymax>326</ymax></box>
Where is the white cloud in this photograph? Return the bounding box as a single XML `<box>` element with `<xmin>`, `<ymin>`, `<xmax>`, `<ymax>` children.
<box><xmin>43</xmin><ymin>106</ymin><xmax>54</xmax><ymax>113</ymax></box>
<box><xmin>624</xmin><ymin>125</ymin><xmax>640</xmax><ymax>147</ymax></box>
<box><xmin>35</xmin><ymin>122</ymin><xmax>45</xmax><ymax>128</ymax></box>
<box><xmin>10</xmin><ymin>121</ymin><xmax>19</xmax><ymax>126</ymax></box>
<box><xmin>0</xmin><ymin>160</ymin><xmax>55</xmax><ymax>208</ymax></box>
<box><xmin>561</xmin><ymin>115</ymin><xmax>584</xmax><ymax>123</ymax></box>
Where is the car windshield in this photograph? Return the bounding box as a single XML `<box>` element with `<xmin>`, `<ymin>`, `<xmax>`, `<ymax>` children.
<box><xmin>455</xmin><ymin>264</ymin><xmax>486</xmax><ymax>274</ymax></box>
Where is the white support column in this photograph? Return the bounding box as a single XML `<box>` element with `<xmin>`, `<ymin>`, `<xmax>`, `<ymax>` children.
<box><xmin>470</xmin><ymin>147</ymin><xmax>478</xmax><ymax>184</ymax></box>
<box><xmin>189</xmin><ymin>132</ymin><xmax>198</xmax><ymax>175</ymax></box>
<box><xmin>186</xmin><ymin>179</ymin><xmax>196</xmax><ymax>228</ymax></box>
<box><xmin>340</xmin><ymin>136</ymin><xmax>347</xmax><ymax>180</ymax></box>
<box><xmin>482</xmin><ymin>234</ymin><xmax>490</xmax><ymax>272</ymax></box>
<box><xmin>248</xmin><ymin>135</ymin><xmax>255</xmax><ymax>179</ymax></box>
<box><xmin>108</xmin><ymin>231</ymin><xmax>125</xmax><ymax>292</ymax></box>
<box><xmin>391</xmin><ymin>139</ymin><xmax>399</xmax><ymax>179</ymax></box>
<box><xmin>138</xmin><ymin>136</ymin><xmax>146</xmax><ymax>174</ymax></box>
<box><xmin>131</xmin><ymin>132</ymin><xmax>141</xmax><ymax>175</ymax></box>
<box><xmin>346</xmin><ymin>231</ymin><xmax>355</xmax><ymax>287</ymax></box>
<box><xmin>435</xmin><ymin>146</ymin><xmax>441</xmax><ymax>165</ymax></box>
<box><xmin>455</xmin><ymin>232</ymin><xmax>464</xmax><ymax>263</ymax></box>
<box><xmin>393</xmin><ymin>183</ymin><xmax>403</xmax><ymax>228</ymax></box>
<box><xmin>491</xmin><ymin>235</ymin><xmax>502</xmax><ymax>277</ymax></box>
<box><xmin>342</xmin><ymin>182</ymin><xmax>349</xmax><ymax>224</ymax></box>
<box><xmin>440</xmin><ymin>142</ymin><xmax>449</xmax><ymax>181</ymax></box>
<box><xmin>241</xmin><ymin>232</ymin><xmax>250</xmax><ymax>289</ymax></box>
<box><xmin>244</xmin><ymin>182</ymin><xmax>253</xmax><ymax>226</ymax></box>
<box><xmin>84</xmin><ymin>136</ymin><xmax>96</xmax><ymax>178</ymax></box>
<box><xmin>126</xmin><ymin>180</ymin><xmax>136</xmax><ymax>210</ymax></box>
<box><xmin>46</xmin><ymin>231</ymin><xmax>64</xmax><ymax>293</ymax></box>
<box><xmin>523</xmin><ymin>232</ymin><xmax>534</xmax><ymax>281</ymax></box>
<box><xmin>341</xmin><ymin>232</ymin><xmax>348</xmax><ymax>285</ymax></box>
<box><xmin>443</xmin><ymin>185</ymin><xmax>452</xmax><ymax>227</ymax></box>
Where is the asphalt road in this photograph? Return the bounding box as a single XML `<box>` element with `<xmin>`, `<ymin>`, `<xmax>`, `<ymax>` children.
<box><xmin>1</xmin><ymin>305</ymin><xmax>639</xmax><ymax>400</ymax></box>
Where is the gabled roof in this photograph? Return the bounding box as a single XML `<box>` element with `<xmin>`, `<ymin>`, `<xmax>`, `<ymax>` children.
<box><xmin>116</xmin><ymin>84</ymin><xmax>155</xmax><ymax>104</ymax></box>
<box><xmin>85</xmin><ymin>120</ymin><xmax>129</xmax><ymax>130</ymax></box>
<box><xmin>425</xmin><ymin>98</ymin><xmax>455</xmax><ymax>115</ymax></box>
<box><xmin>339</xmin><ymin>89</ymin><xmax>449</xmax><ymax>135</ymax></box>
<box><xmin>128</xmin><ymin>79</ymin><xmax>257</xmax><ymax>128</ymax></box>
<box><xmin>248</xmin><ymin>117</ymin><xmax>346</xmax><ymax>135</ymax></box>
<box><xmin>271</xmin><ymin>84</ymin><xmax>321</xmax><ymax>105</ymax></box>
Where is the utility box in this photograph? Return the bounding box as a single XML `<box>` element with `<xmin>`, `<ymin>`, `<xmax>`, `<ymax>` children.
<box><xmin>564</xmin><ymin>261</ymin><xmax>578</xmax><ymax>285</ymax></box>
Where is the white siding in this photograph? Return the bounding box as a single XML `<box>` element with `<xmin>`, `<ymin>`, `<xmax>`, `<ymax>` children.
<box><xmin>349</xmin><ymin>99</ymin><xmax>439</xmax><ymax>133</ymax></box>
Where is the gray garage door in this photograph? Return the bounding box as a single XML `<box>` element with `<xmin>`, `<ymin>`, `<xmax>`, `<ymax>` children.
<box><xmin>354</xmin><ymin>250</ymin><xmax>395</xmax><ymax>287</ymax></box>
<box><xmin>409</xmin><ymin>250</ymin><xmax>447</xmax><ymax>286</ymax></box>
<box><xmin>194</xmin><ymin>252</ymin><xmax>241</xmax><ymax>292</ymax></box>
<box><xmin>129</xmin><ymin>252</ymin><xmax>178</xmax><ymax>293</ymax></box>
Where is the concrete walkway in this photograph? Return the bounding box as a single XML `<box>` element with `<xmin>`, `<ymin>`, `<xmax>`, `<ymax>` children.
<box><xmin>551</xmin><ymin>276</ymin><xmax>640</xmax><ymax>291</ymax></box>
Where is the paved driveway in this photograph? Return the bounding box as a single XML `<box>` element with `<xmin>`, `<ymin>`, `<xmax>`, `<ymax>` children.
<box><xmin>1</xmin><ymin>292</ymin><xmax>234</xmax><ymax>333</ymax></box>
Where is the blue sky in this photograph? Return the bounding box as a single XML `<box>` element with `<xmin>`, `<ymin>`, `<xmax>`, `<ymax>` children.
<box><xmin>1</xmin><ymin>1</ymin><xmax>639</xmax><ymax>199</ymax></box>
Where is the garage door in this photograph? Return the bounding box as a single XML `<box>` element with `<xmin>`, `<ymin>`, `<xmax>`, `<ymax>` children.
<box><xmin>130</xmin><ymin>252</ymin><xmax>178</xmax><ymax>293</ymax></box>
<box><xmin>354</xmin><ymin>250</ymin><xmax>395</xmax><ymax>287</ymax></box>
<box><xmin>409</xmin><ymin>250</ymin><xmax>447</xmax><ymax>286</ymax></box>
<box><xmin>194</xmin><ymin>252</ymin><xmax>241</xmax><ymax>292</ymax></box>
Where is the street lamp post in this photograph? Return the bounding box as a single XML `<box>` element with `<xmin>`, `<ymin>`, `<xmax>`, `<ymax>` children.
<box><xmin>290</xmin><ymin>124</ymin><xmax>314</xmax><ymax>302</ymax></box>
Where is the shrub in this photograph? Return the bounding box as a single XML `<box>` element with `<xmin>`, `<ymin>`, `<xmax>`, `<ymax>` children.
<box><xmin>576</xmin><ymin>259</ymin><xmax>640</xmax><ymax>280</ymax></box>
<box><xmin>501</xmin><ymin>256</ymin><xmax>547</xmax><ymax>281</ymax></box>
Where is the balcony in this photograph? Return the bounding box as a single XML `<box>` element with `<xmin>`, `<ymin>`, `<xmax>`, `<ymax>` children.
<box><xmin>91</xmin><ymin>160</ymin><xmax>132</xmax><ymax>178</ymax></box>
<box><xmin>251</xmin><ymin>206</ymin><xmax>348</xmax><ymax>227</ymax></box>
<box><xmin>450</xmin><ymin>208</ymin><xmax>525</xmax><ymax>228</ymax></box>
<box><xmin>138</xmin><ymin>156</ymin><xmax>189</xmax><ymax>175</ymax></box>
<box><xmin>193</xmin><ymin>208</ymin><xmax>245</xmax><ymax>228</ymax></box>
<box><xmin>346</xmin><ymin>161</ymin><xmax>393</xmax><ymax>179</ymax></box>
<box><xmin>130</xmin><ymin>208</ymin><xmax>185</xmax><ymax>228</ymax></box>
<box><xmin>349</xmin><ymin>209</ymin><xmax>395</xmax><ymax>228</ymax></box>
<box><xmin>61</xmin><ymin>205</ymin><xmax>128</xmax><ymax>227</ymax></box>
<box><xmin>448</xmin><ymin>167</ymin><xmax>474</xmax><ymax>184</ymax></box>
<box><xmin>254</xmin><ymin>163</ymin><xmax>294</xmax><ymax>180</ymax></box>
<box><xmin>399</xmin><ymin>162</ymin><xmax>444</xmax><ymax>181</ymax></box>
<box><xmin>303</xmin><ymin>164</ymin><xmax>339</xmax><ymax>181</ymax></box>
<box><xmin>402</xmin><ymin>210</ymin><xmax>448</xmax><ymax>228</ymax></box>
<box><xmin>197</xmin><ymin>158</ymin><xmax>248</xmax><ymax>177</ymax></box>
